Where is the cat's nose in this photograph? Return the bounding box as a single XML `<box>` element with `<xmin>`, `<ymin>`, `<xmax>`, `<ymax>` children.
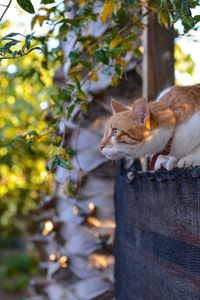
<box><xmin>99</xmin><ymin>143</ymin><xmax>105</xmax><ymax>150</ymax></box>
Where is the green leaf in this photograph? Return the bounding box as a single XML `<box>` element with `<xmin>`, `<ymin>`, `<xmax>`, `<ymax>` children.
<box><xmin>74</xmin><ymin>77</ymin><xmax>82</xmax><ymax>93</ymax></box>
<box><xmin>66</xmin><ymin>147</ymin><xmax>77</xmax><ymax>157</ymax></box>
<box><xmin>66</xmin><ymin>84</ymin><xmax>75</xmax><ymax>92</ymax></box>
<box><xmin>25</xmin><ymin>32</ymin><xmax>34</xmax><ymax>50</ymax></box>
<box><xmin>115</xmin><ymin>64</ymin><xmax>122</xmax><ymax>76</ymax></box>
<box><xmin>95</xmin><ymin>48</ymin><xmax>109</xmax><ymax>65</ymax></box>
<box><xmin>62</xmin><ymin>18</ymin><xmax>79</xmax><ymax>27</ymax></box>
<box><xmin>69</xmin><ymin>51</ymin><xmax>80</xmax><ymax>65</ymax></box>
<box><xmin>109</xmin><ymin>46</ymin><xmax>125</xmax><ymax>59</ymax></box>
<box><xmin>60</xmin><ymin>89</ymin><xmax>72</xmax><ymax>101</ymax></box>
<box><xmin>29</xmin><ymin>46</ymin><xmax>43</xmax><ymax>52</ymax></box>
<box><xmin>0</xmin><ymin>33</ymin><xmax>24</xmax><ymax>41</ymax></box>
<box><xmin>59</xmin><ymin>23</ymin><xmax>69</xmax><ymax>36</ymax></box>
<box><xmin>4</xmin><ymin>40</ymin><xmax>20</xmax><ymax>50</ymax></box>
<box><xmin>80</xmin><ymin>59</ymin><xmax>92</xmax><ymax>69</ymax></box>
<box><xmin>67</xmin><ymin>104</ymin><xmax>75</xmax><ymax>119</ymax></box>
<box><xmin>16</xmin><ymin>0</ymin><xmax>35</xmax><ymax>14</ymax></box>
<box><xmin>116</xmin><ymin>7</ymin><xmax>130</xmax><ymax>25</ymax></box>
<box><xmin>57</xmin><ymin>157</ymin><xmax>73</xmax><ymax>170</ymax></box>
<box><xmin>12</xmin><ymin>51</ymin><xmax>18</xmax><ymax>57</ymax></box>
<box><xmin>47</xmin><ymin>156</ymin><xmax>58</xmax><ymax>171</ymax></box>
<box><xmin>41</xmin><ymin>0</ymin><xmax>55</xmax><ymax>3</ymax></box>
<box><xmin>194</xmin><ymin>15</ymin><xmax>200</xmax><ymax>24</ymax></box>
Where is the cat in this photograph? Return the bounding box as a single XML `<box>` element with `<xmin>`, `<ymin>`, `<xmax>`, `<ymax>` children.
<box><xmin>99</xmin><ymin>84</ymin><xmax>200</xmax><ymax>170</ymax></box>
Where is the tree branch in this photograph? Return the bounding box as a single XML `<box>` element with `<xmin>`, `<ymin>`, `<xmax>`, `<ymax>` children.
<box><xmin>0</xmin><ymin>0</ymin><xmax>12</xmax><ymax>23</ymax></box>
<box><xmin>0</xmin><ymin>48</ymin><xmax>41</xmax><ymax>60</ymax></box>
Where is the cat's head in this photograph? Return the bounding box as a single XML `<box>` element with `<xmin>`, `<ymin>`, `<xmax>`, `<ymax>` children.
<box><xmin>99</xmin><ymin>98</ymin><xmax>152</xmax><ymax>159</ymax></box>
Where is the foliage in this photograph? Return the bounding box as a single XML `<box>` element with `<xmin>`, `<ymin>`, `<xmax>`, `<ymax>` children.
<box><xmin>0</xmin><ymin>249</ymin><xmax>39</xmax><ymax>292</ymax></box>
<box><xmin>175</xmin><ymin>42</ymin><xmax>195</xmax><ymax>84</ymax></box>
<box><xmin>0</xmin><ymin>17</ymin><xmax>62</xmax><ymax>236</ymax></box>
<box><xmin>0</xmin><ymin>0</ymin><xmax>200</xmax><ymax>237</ymax></box>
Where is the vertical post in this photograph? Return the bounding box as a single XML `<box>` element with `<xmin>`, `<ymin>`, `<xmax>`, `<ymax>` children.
<box><xmin>142</xmin><ymin>13</ymin><xmax>174</xmax><ymax>100</ymax></box>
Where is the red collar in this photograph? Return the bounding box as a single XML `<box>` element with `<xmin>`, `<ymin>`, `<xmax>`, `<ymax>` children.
<box><xmin>149</xmin><ymin>136</ymin><xmax>174</xmax><ymax>170</ymax></box>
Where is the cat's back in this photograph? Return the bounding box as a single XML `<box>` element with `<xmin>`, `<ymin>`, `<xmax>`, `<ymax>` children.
<box><xmin>150</xmin><ymin>84</ymin><xmax>200</xmax><ymax>125</ymax></box>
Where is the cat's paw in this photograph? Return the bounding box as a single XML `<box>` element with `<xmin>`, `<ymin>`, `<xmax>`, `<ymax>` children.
<box><xmin>177</xmin><ymin>156</ymin><xmax>199</xmax><ymax>168</ymax></box>
<box><xmin>154</xmin><ymin>155</ymin><xmax>168</xmax><ymax>170</ymax></box>
<box><xmin>155</xmin><ymin>155</ymin><xmax>177</xmax><ymax>171</ymax></box>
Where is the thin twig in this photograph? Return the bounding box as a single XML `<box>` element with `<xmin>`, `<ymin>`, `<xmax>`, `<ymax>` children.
<box><xmin>0</xmin><ymin>48</ymin><xmax>41</xmax><ymax>60</ymax></box>
<box><xmin>0</xmin><ymin>0</ymin><xmax>12</xmax><ymax>23</ymax></box>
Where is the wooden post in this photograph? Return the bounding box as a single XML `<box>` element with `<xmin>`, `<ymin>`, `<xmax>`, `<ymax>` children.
<box><xmin>142</xmin><ymin>13</ymin><xmax>174</xmax><ymax>100</ymax></box>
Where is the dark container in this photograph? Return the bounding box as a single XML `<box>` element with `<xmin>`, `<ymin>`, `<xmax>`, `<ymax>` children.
<box><xmin>115</xmin><ymin>161</ymin><xmax>200</xmax><ymax>300</ymax></box>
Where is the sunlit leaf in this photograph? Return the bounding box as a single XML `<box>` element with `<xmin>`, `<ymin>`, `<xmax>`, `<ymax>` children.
<box><xmin>69</xmin><ymin>63</ymin><xmax>83</xmax><ymax>74</ymax></box>
<box><xmin>100</xmin><ymin>0</ymin><xmax>115</xmax><ymax>23</ymax></box>
<box><xmin>111</xmin><ymin>75</ymin><xmax>119</xmax><ymax>86</ymax></box>
<box><xmin>4</xmin><ymin>40</ymin><xmax>21</xmax><ymax>50</ymax></box>
<box><xmin>115</xmin><ymin>59</ymin><xmax>126</xmax><ymax>67</ymax></box>
<box><xmin>35</xmin><ymin>134</ymin><xmax>50</xmax><ymax>142</ymax></box>
<box><xmin>110</xmin><ymin>36</ymin><xmax>123</xmax><ymax>49</ymax></box>
<box><xmin>0</xmin><ymin>33</ymin><xmax>24</xmax><ymax>41</ymax></box>
<box><xmin>27</xmin><ymin>130</ymin><xmax>38</xmax><ymax>136</ymax></box>
<box><xmin>90</xmin><ymin>71</ymin><xmax>98</xmax><ymax>81</ymax></box>
<box><xmin>78</xmin><ymin>0</ymin><xmax>87</xmax><ymax>6</ymax></box>
<box><xmin>158</xmin><ymin>10</ymin><xmax>172</xmax><ymax>28</ymax></box>
<box><xmin>38</xmin><ymin>16</ymin><xmax>48</xmax><ymax>27</ymax></box>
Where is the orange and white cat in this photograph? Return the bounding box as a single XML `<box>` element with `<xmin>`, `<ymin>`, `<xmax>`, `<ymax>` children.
<box><xmin>100</xmin><ymin>84</ymin><xmax>200</xmax><ymax>170</ymax></box>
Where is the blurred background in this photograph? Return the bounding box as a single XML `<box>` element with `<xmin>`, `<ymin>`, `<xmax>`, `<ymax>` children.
<box><xmin>0</xmin><ymin>1</ymin><xmax>200</xmax><ymax>299</ymax></box>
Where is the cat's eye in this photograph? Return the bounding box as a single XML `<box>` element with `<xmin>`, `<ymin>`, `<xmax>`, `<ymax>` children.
<box><xmin>111</xmin><ymin>128</ymin><xmax>118</xmax><ymax>137</ymax></box>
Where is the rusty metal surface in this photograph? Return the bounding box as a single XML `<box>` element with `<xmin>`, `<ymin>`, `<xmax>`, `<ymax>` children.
<box><xmin>114</xmin><ymin>160</ymin><xmax>200</xmax><ymax>300</ymax></box>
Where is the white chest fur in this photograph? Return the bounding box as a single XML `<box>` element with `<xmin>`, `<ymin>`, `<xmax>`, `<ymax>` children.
<box><xmin>155</xmin><ymin>111</ymin><xmax>200</xmax><ymax>170</ymax></box>
<box><xmin>170</xmin><ymin>111</ymin><xmax>200</xmax><ymax>157</ymax></box>
<box><xmin>142</xmin><ymin>127</ymin><xmax>174</xmax><ymax>155</ymax></box>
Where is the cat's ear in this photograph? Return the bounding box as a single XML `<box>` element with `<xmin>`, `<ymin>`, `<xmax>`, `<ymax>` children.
<box><xmin>111</xmin><ymin>99</ymin><xmax>128</xmax><ymax>114</ymax></box>
<box><xmin>132</xmin><ymin>98</ymin><xmax>150</xmax><ymax>129</ymax></box>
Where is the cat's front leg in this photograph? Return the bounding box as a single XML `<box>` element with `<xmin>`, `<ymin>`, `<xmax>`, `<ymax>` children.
<box><xmin>155</xmin><ymin>155</ymin><xmax>177</xmax><ymax>171</ymax></box>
